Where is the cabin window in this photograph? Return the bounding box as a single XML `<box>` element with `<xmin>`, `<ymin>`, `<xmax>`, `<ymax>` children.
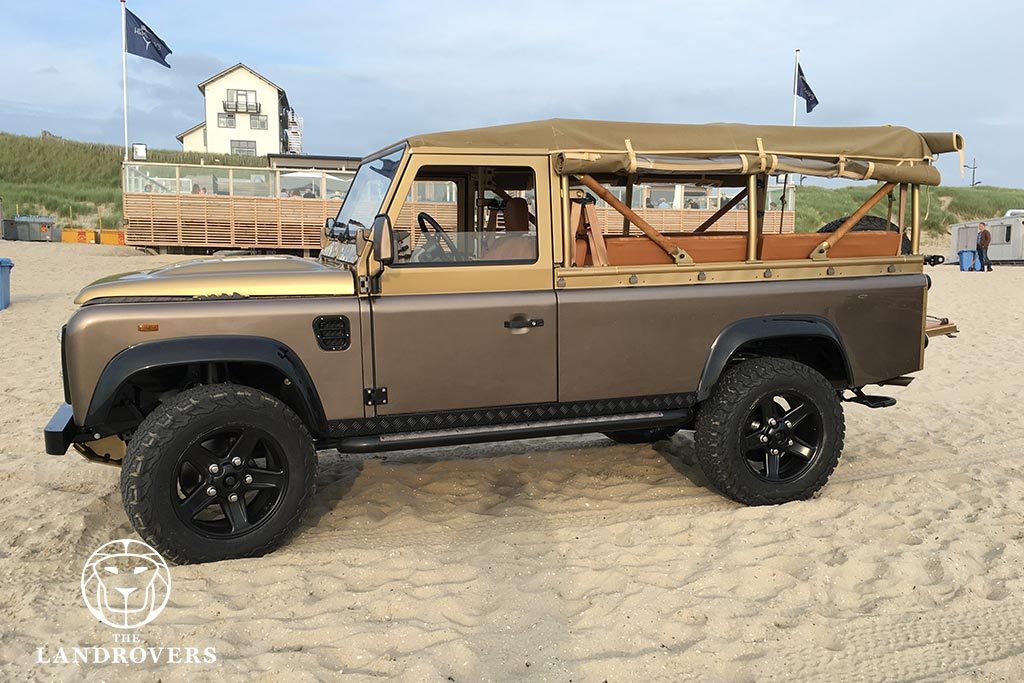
<box><xmin>392</xmin><ymin>165</ymin><xmax>538</xmax><ymax>266</ymax></box>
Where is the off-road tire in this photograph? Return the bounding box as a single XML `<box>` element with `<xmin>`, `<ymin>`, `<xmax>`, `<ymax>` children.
<box><xmin>120</xmin><ymin>383</ymin><xmax>317</xmax><ymax>564</ymax></box>
<box><xmin>694</xmin><ymin>358</ymin><xmax>844</xmax><ymax>505</ymax></box>
<box><xmin>603</xmin><ymin>427</ymin><xmax>680</xmax><ymax>445</ymax></box>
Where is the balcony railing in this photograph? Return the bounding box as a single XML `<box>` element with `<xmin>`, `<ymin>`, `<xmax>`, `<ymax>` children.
<box><xmin>222</xmin><ymin>100</ymin><xmax>261</xmax><ymax>114</ymax></box>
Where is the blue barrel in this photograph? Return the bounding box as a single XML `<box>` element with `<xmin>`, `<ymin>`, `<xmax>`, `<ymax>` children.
<box><xmin>0</xmin><ymin>258</ymin><xmax>12</xmax><ymax>310</ymax></box>
<box><xmin>958</xmin><ymin>249</ymin><xmax>977</xmax><ymax>272</ymax></box>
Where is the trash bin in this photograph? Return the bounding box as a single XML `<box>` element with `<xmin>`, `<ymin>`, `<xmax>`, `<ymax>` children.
<box><xmin>1</xmin><ymin>220</ymin><xmax>16</xmax><ymax>241</ymax></box>
<box><xmin>958</xmin><ymin>249</ymin><xmax>978</xmax><ymax>272</ymax></box>
<box><xmin>12</xmin><ymin>215</ymin><xmax>57</xmax><ymax>242</ymax></box>
<box><xmin>0</xmin><ymin>258</ymin><xmax>12</xmax><ymax>310</ymax></box>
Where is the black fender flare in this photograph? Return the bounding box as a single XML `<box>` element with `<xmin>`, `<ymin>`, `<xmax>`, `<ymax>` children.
<box><xmin>696</xmin><ymin>316</ymin><xmax>851</xmax><ymax>401</ymax></box>
<box><xmin>85</xmin><ymin>335</ymin><xmax>328</xmax><ymax>435</ymax></box>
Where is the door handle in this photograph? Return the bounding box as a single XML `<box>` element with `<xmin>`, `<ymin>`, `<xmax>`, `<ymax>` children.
<box><xmin>504</xmin><ymin>318</ymin><xmax>544</xmax><ymax>329</ymax></box>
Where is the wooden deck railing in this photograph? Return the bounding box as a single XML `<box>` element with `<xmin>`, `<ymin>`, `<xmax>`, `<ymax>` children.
<box><xmin>124</xmin><ymin>193</ymin><xmax>341</xmax><ymax>250</ymax></box>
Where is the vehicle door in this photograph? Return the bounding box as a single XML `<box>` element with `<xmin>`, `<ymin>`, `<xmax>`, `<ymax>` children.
<box><xmin>369</xmin><ymin>155</ymin><xmax>556</xmax><ymax>416</ymax></box>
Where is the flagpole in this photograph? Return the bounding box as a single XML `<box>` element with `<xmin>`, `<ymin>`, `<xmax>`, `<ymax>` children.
<box><xmin>791</xmin><ymin>49</ymin><xmax>800</xmax><ymax>127</ymax></box>
<box><xmin>782</xmin><ymin>48</ymin><xmax>800</xmax><ymax>233</ymax></box>
<box><xmin>121</xmin><ymin>0</ymin><xmax>129</xmax><ymax>161</ymax></box>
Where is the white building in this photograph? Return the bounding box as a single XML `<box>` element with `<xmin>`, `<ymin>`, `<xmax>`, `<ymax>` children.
<box><xmin>176</xmin><ymin>63</ymin><xmax>301</xmax><ymax>156</ymax></box>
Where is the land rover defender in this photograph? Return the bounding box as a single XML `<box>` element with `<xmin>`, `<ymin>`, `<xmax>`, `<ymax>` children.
<box><xmin>45</xmin><ymin>119</ymin><xmax>962</xmax><ymax>563</ymax></box>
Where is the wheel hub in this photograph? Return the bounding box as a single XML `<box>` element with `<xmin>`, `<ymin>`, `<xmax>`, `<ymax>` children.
<box><xmin>173</xmin><ymin>425</ymin><xmax>290</xmax><ymax>540</ymax></box>
<box><xmin>209</xmin><ymin>459</ymin><xmax>248</xmax><ymax>494</ymax></box>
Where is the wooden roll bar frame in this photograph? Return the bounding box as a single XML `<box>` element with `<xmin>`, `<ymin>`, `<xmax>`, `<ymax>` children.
<box><xmin>573</xmin><ymin>173</ymin><xmax>921</xmax><ymax>267</ymax></box>
<box><xmin>809</xmin><ymin>182</ymin><xmax>897</xmax><ymax>260</ymax></box>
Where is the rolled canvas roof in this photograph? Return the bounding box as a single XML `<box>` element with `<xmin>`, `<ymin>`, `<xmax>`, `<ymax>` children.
<box><xmin>397</xmin><ymin>119</ymin><xmax>963</xmax><ymax>185</ymax></box>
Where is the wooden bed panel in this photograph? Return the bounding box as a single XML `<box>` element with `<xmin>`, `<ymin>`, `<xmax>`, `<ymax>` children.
<box><xmin>759</xmin><ymin>232</ymin><xmax>901</xmax><ymax>260</ymax></box>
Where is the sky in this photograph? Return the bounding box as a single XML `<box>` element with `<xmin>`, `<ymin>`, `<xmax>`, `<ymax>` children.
<box><xmin>0</xmin><ymin>1</ymin><xmax>1019</xmax><ymax>186</ymax></box>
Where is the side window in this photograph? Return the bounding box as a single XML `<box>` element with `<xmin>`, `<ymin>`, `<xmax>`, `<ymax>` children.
<box><xmin>393</xmin><ymin>165</ymin><xmax>538</xmax><ymax>266</ymax></box>
<box><xmin>1006</xmin><ymin>226</ymin><xmax>1013</xmax><ymax>243</ymax></box>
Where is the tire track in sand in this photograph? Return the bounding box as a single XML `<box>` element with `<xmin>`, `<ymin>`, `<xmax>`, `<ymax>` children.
<box><xmin>766</xmin><ymin>601</ymin><xmax>1024</xmax><ymax>682</ymax></box>
<box><xmin>302</xmin><ymin>442</ymin><xmax>1023</xmax><ymax>549</ymax></box>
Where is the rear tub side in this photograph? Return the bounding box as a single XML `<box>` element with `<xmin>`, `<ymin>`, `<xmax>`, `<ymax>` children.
<box><xmin>555</xmin><ymin>274</ymin><xmax>927</xmax><ymax>401</ymax></box>
<box><xmin>62</xmin><ymin>297</ymin><xmax>366</xmax><ymax>435</ymax></box>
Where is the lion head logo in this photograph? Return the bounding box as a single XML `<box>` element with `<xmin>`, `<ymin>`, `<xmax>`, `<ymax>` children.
<box><xmin>80</xmin><ymin>539</ymin><xmax>171</xmax><ymax>629</ymax></box>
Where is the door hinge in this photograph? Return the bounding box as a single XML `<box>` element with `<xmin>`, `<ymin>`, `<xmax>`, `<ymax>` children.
<box><xmin>364</xmin><ymin>387</ymin><xmax>388</xmax><ymax>406</ymax></box>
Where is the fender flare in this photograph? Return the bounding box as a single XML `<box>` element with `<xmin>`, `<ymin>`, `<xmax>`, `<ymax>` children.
<box><xmin>696</xmin><ymin>316</ymin><xmax>852</xmax><ymax>401</ymax></box>
<box><xmin>85</xmin><ymin>335</ymin><xmax>328</xmax><ymax>435</ymax></box>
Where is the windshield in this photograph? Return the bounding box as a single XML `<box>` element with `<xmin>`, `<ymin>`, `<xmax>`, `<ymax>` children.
<box><xmin>334</xmin><ymin>146</ymin><xmax>405</xmax><ymax>232</ymax></box>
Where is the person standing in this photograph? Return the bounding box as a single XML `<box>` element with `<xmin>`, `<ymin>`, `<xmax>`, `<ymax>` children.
<box><xmin>977</xmin><ymin>222</ymin><xmax>993</xmax><ymax>271</ymax></box>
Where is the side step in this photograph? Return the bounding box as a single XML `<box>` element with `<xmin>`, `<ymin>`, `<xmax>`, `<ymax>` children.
<box><xmin>844</xmin><ymin>389</ymin><xmax>897</xmax><ymax>409</ymax></box>
<box><xmin>336</xmin><ymin>409</ymin><xmax>692</xmax><ymax>453</ymax></box>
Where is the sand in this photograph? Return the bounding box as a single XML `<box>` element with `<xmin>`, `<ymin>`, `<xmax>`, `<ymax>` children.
<box><xmin>1</xmin><ymin>240</ymin><xmax>1023</xmax><ymax>681</ymax></box>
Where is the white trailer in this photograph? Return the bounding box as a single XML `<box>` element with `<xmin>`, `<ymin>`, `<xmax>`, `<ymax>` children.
<box><xmin>949</xmin><ymin>214</ymin><xmax>1024</xmax><ymax>263</ymax></box>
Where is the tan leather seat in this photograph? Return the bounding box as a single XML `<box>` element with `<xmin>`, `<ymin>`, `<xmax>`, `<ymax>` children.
<box><xmin>482</xmin><ymin>198</ymin><xmax>536</xmax><ymax>261</ymax></box>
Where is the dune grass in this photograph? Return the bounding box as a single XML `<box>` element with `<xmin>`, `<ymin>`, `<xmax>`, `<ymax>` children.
<box><xmin>0</xmin><ymin>133</ymin><xmax>268</xmax><ymax>228</ymax></box>
<box><xmin>793</xmin><ymin>184</ymin><xmax>1024</xmax><ymax>234</ymax></box>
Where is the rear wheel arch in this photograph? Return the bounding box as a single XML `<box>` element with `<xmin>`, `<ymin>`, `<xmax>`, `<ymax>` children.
<box><xmin>697</xmin><ymin>316</ymin><xmax>852</xmax><ymax>401</ymax></box>
<box><xmin>85</xmin><ymin>336</ymin><xmax>328</xmax><ymax>438</ymax></box>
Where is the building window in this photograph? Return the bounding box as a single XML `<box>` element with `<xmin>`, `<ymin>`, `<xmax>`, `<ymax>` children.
<box><xmin>218</xmin><ymin>113</ymin><xmax>235</xmax><ymax>128</ymax></box>
<box><xmin>230</xmin><ymin>140</ymin><xmax>257</xmax><ymax>156</ymax></box>
<box><xmin>227</xmin><ymin>89</ymin><xmax>256</xmax><ymax>104</ymax></box>
<box><xmin>250</xmin><ymin>114</ymin><xmax>268</xmax><ymax>130</ymax></box>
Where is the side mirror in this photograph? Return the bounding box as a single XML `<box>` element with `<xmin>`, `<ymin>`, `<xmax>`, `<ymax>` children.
<box><xmin>371</xmin><ymin>214</ymin><xmax>394</xmax><ymax>265</ymax></box>
<box><xmin>325</xmin><ymin>217</ymin><xmax>351</xmax><ymax>241</ymax></box>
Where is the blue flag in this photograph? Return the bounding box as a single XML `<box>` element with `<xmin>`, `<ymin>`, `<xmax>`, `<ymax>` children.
<box><xmin>796</xmin><ymin>64</ymin><xmax>818</xmax><ymax>113</ymax></box>
<box><xmin>125</xmin><ymin>8</ymin><xmax>172</xmax><ymax>68</ymax></box>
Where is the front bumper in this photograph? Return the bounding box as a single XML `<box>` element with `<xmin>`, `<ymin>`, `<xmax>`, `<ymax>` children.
<box><xmin>44</xmin><ymin>403</ymin><xmax>77</xmax><ymax>455</ymax></box>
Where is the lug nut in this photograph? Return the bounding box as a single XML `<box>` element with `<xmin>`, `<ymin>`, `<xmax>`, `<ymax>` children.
<box><xmin>770</xmin><ymin>449</ymin><xmax>779</xmax><ymax>455</ymax></box>
<box><xmin>205</xmin><ymin>486</ymin><xmax>217</xmax><ymax>497</ymax></box>
<box><xmin>768</xmin><ymin>418</ymin><xmax>777</xmax><ymax>426</ymax></box>
<box><xmin>785</xmin><ymin>421</ymin><xmax>792</xmax><ymax>428</ymax></box>
<box><xmin>788</xmin><ymin>439</ymin><xmax>794</xmax><ymax>446</ymax></box>
<box><xmin>244</xmin><ymin>474</ymin><xmax>253</xmax><ymax>485</ymax></box>
<box><xmin>760</xmin><ymin>435</ymin><xmax>769</xmax><ymax>443</ymax></box>
<box><xmin>208</xmin><ymin>464</ymin><xmax>220</xmax><ymax>474</ymax></box>
<box><xmin>228</xmin><ymin>493</ymin><xmax>239</xmax><ymax>503</ymax></box>
<box><xmin>231</xmin><ymin>456</ymin><xmax>243</xmax><ymax>467</ymax></box>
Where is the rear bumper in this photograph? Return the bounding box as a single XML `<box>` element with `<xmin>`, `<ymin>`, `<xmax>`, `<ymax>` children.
<box><xmin>44</xmin><ymin>403</ymin><xmax>78</xmax><ymax>455</ymax></box>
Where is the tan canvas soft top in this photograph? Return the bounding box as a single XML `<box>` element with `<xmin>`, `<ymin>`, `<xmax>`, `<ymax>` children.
<box><xmin>394</xmin><ymin>118</ymin><xmax>963</xmax><ymax>186</ymax></box>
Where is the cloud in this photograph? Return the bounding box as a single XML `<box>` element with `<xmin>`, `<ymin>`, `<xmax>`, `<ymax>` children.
<box><xmin>0</xmin><ymin>0</ymin><xmax>1020</xmax><ymax>186</ymax></box>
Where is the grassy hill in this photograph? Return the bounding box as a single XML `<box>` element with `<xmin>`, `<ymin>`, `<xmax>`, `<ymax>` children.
<box><xmin>0</xmin><ymin>132</ymin><xmax>267</xmax><ymax>228</ymax></box>
<box><xmin>2</xmin><ymin>132</ymin><xmax>1022</xmax><ymax>233</ymax></box>
<box><xmin>793</xmin><ymin>184</ymin><xmax>1024</xmax><ymax>234</ymax></box>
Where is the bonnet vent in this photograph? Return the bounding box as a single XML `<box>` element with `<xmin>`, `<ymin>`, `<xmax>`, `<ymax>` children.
<box><xmin>312</xmin><ymin>316</ymin><xmax>350</xmax><ymax>351</ymax></box>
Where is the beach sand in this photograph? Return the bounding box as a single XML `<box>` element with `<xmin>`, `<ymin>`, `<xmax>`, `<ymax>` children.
<box><xmin>1</xmin><ymin>240</ymin><xmax>1022</xmax><ymax>681</ymax></box>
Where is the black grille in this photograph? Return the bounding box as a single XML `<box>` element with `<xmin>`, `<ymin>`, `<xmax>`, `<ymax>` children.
<box><xmin>312</xmin><ymin>316</ymin><xmax>350</xmax><ymax>351</ymax></box>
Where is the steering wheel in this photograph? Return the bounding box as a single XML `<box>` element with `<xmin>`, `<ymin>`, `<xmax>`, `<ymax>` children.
<box><xmin>417</xmin><ymin>212</ymin><xmax>465</xmax><ymax>262</ymax></box>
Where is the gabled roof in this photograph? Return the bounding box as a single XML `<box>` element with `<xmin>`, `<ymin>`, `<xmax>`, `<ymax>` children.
<box><xmin>197</xmin><ymin>63</ymin><xmax>285</xmax><ymax>94</ymax></box>
<box><xmin>176</xmin><ymin>121</ymin><xmax>205</xmax><ymax>142</ymax></box>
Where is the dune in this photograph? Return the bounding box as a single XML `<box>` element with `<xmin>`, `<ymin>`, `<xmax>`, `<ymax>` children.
<box><xmin>1</xmin><ymin>240</ymin><xmax>1022</xmax><ymax>681</ymax></box>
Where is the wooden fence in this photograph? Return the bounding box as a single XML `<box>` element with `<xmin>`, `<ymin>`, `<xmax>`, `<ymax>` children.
<box><xmin>124</xmin><ymin>193</ymin><xmax>341</xmax><ymax>250</ymax></box>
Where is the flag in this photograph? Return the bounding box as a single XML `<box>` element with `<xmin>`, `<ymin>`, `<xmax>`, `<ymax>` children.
<box><xmin>796</xmin><ymin>64</ymin><xmax>818</xmax><ymax>113</ymax></box>
<box><xmin>125</xmin><ymin>8</ymin><xmax>172</xmax><ymax>68</ymax></box>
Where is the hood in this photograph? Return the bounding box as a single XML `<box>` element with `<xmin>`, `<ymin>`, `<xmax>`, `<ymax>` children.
<box><xmin>75</xmin><ymin>255</ymin><xmax>355</xmax><ymax>304</ymax></box>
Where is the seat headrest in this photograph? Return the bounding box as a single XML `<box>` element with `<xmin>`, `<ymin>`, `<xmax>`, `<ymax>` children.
<box><xmin>504</xmin><ymin>197</ymin><xmax>530</xmax><ymax>232</ymax></box>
